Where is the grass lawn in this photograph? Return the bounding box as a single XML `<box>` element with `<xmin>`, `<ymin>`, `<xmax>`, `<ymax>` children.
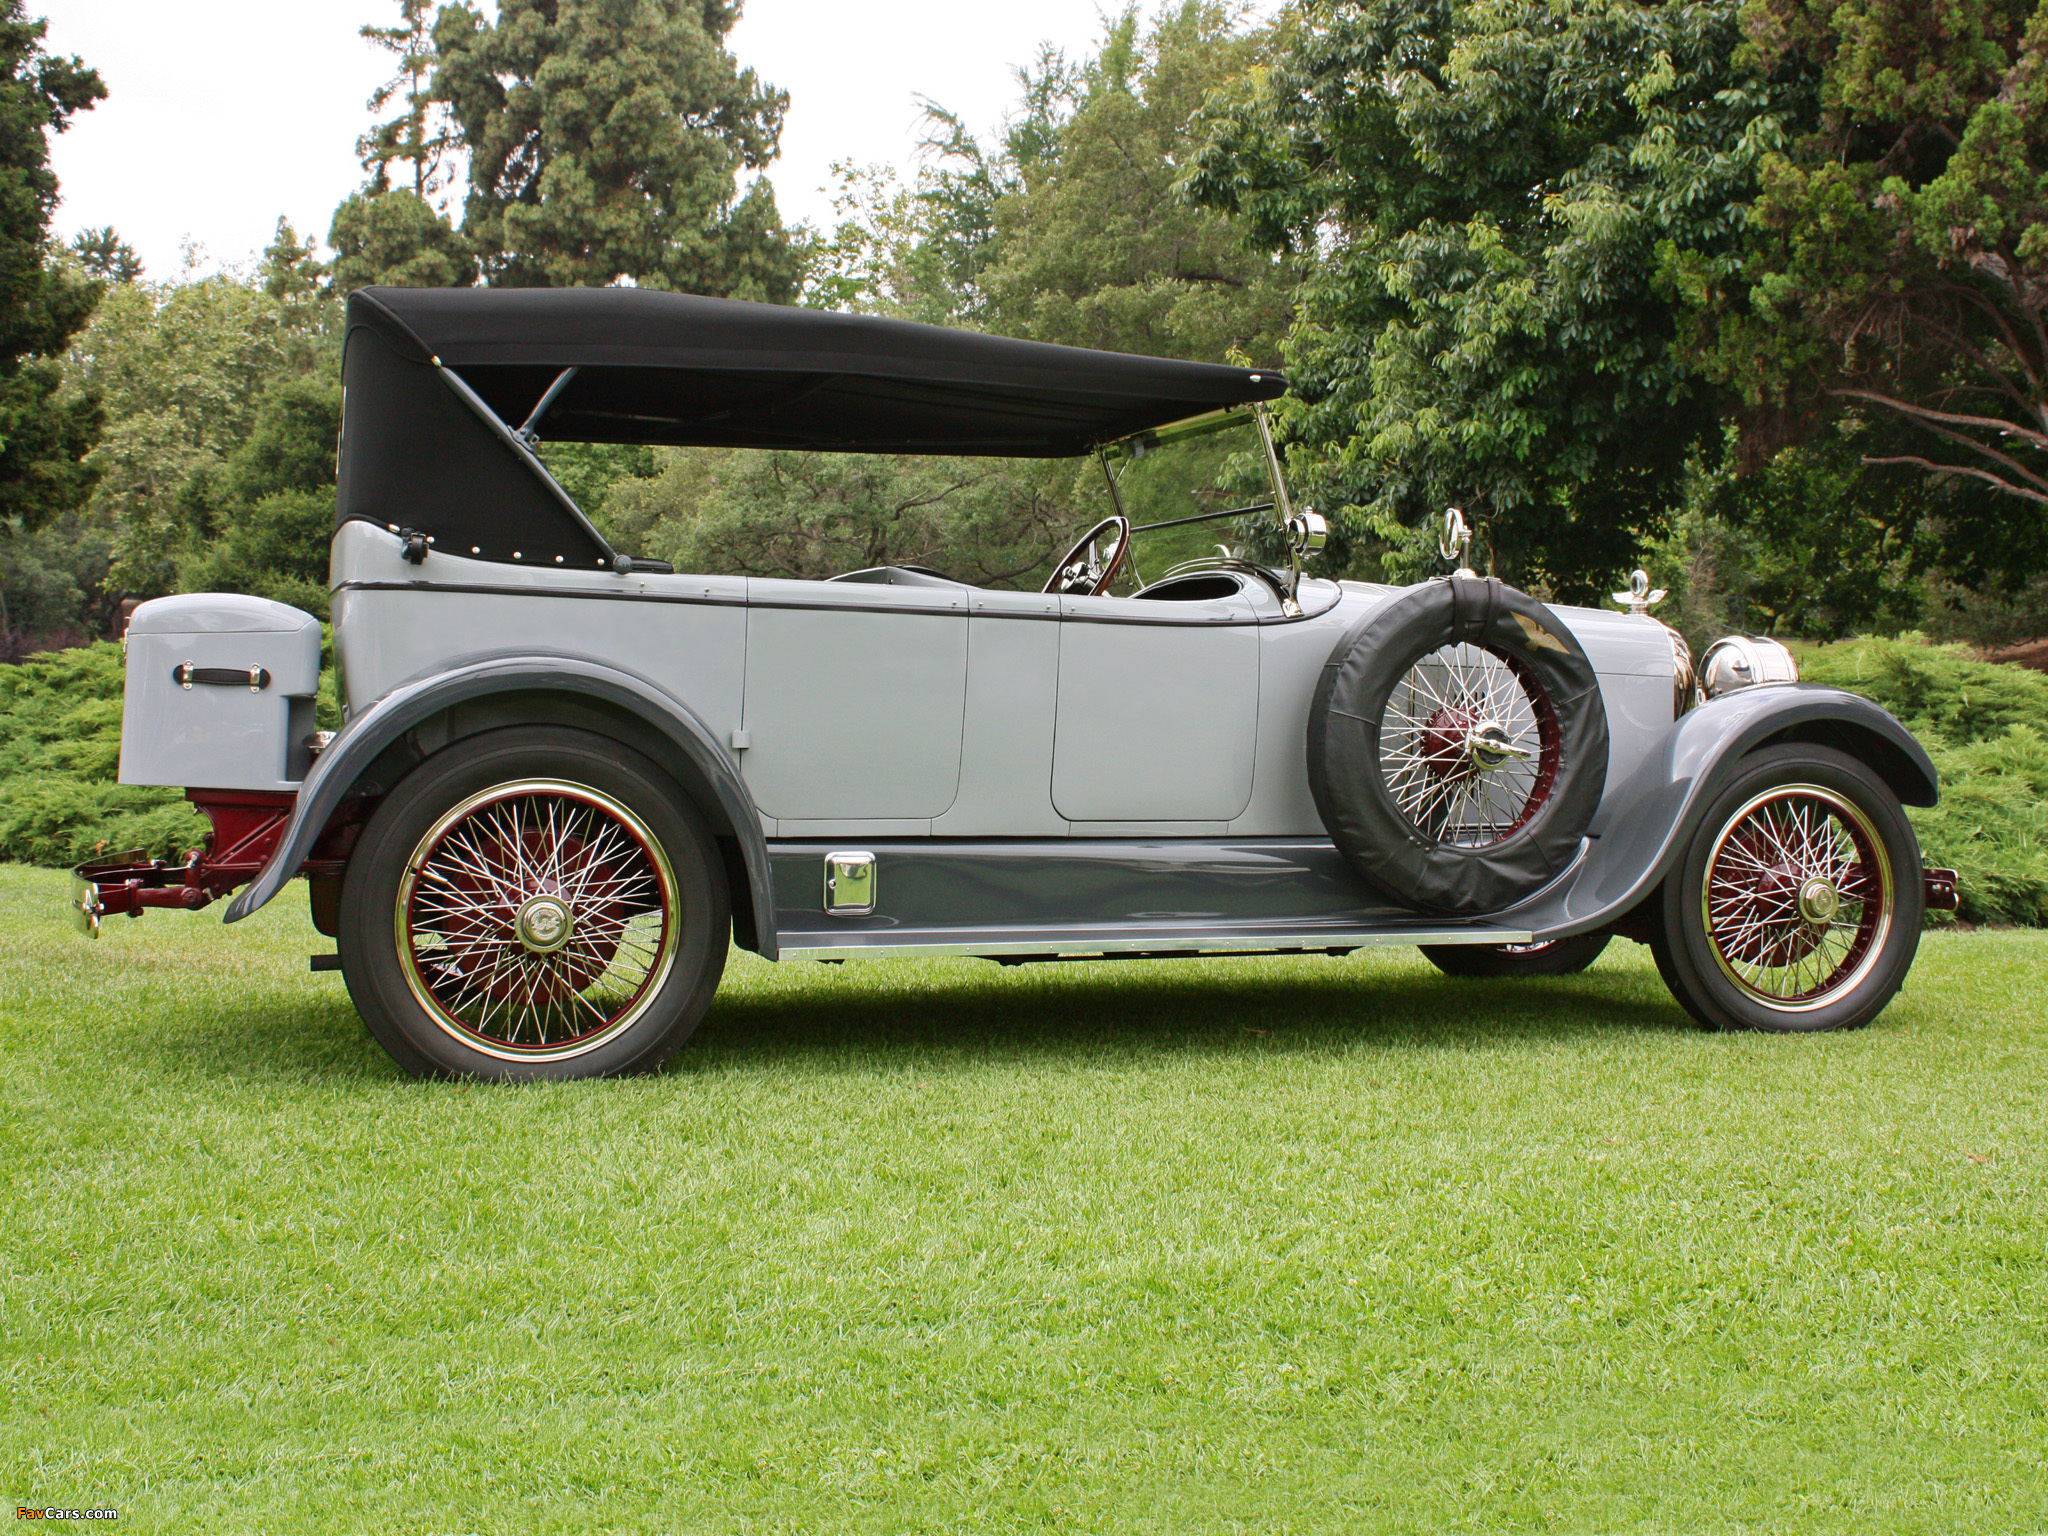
<box><xmin>2</xmin><ymin>862</ymin><xmax>2043</xmax><ymax>1533</ymax></box>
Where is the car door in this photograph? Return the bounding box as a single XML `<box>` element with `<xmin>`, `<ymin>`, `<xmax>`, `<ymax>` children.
<box><xmin>740</xmin><ymin>579</ymin><xmax>970</xmax><ymax>824</ymax></box>
<box><xmin>1051</xmin><ymin>589</ymin><xmax>1260</xmax><ymax>825</ymax></box>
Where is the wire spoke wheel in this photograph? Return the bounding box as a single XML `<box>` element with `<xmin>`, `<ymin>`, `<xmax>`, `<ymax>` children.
<box><xmin>394</xmin><ymin>778</ymin><xmax>681</xmax><ymax>1062</ymax></box>
<box><xmin>1701</xmin><ymin>784</ymin><xmax>1894</xmax><ymax>1011</ymax></box>
<box><xmin>1380</xmin><ymin>642</ymin><xmax>1560</xmax><ymax>847</ymax></box>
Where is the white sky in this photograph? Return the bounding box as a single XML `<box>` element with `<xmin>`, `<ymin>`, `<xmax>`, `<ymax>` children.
<box><xmin>40</xmin><ymin>0</ymin><xmax>1131</xmax><ymax>280</ymax></box>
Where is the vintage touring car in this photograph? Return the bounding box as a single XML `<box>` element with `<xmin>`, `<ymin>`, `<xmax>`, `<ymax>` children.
<box><xmin>74</xmin><ymin>286</ymin><xmax>1958</xmax><ymax>1079</ymax></box>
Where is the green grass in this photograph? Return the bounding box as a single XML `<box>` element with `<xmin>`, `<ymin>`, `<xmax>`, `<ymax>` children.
<box><xmin>2</xmin><ymin>864</ymin><xmax>2044</xmax><ymax>1533</ymax></box>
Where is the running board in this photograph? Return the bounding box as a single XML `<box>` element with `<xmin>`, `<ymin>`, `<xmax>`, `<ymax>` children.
<box><xmin>776</xmin><ymin>921</ymin><xmax>1532</xmax><ymax>962</ymax></box>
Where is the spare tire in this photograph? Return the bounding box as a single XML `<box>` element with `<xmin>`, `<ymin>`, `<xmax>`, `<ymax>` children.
<box><xmin>1308</xmin><ymin>576</ymin><xmax>1608</xmax><ymax>915</ymax></box>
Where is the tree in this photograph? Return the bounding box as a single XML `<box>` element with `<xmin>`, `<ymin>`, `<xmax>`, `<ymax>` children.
<box><xmin>329</xmin><ymin>189</ymin><xmax>474</xmax><ymax>292</ymax></box>
<box><xmin>1183</xmin><ymin>0</ymin><xmax>1814</xmax><ymax>597</ymax></box>
<box><xmin>68</xmin><ymin>226</ymin><xmax>141</xmax><ymax>283</ymax></box>
<box><xmin>431</xmin><ymin>0</ymin><xmax>800</xmax><ymax>297</ymax></box>
<box><xmin>811</xmin><ymin>7</ymin><xmax>1290</xmax><ymax>362</ymax></box>
<box><xmin>0</xmin><ymin>1</ymin><xmax>105</xmax><ymax>535</ymax></box>
<box><xmin>806</xmin><ymin>64</ymin><xmax>1065</xmax><ymax>325</ymax></box>
<box><xmin>1665</xmin><ymin>0</ymin><xmax>2048</xmax><ymax>512</ymax></box>
<box><xmin>600</xmin><ymin>448</ymin><xmax>1079</xmax><ymax>585</ymax></box>
<box><xmin>69</xmin><ymin>248</ymin><xmax>340</xmax><ymax>596</ymax></box>
<box><xmin>358</xmin><ymin>0</ymin><xmax>457</xmax><ymax>201</ymax></box>
<box><xmin>978</xmin><ymin>3</ymin><xmax>1294</xmax><ymax>363</ymax></box>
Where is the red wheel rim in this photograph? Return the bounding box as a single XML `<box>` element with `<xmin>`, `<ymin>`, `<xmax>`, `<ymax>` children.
<box><xmin>395</xmin><ymin>779</ymin><xmax>680</xmax><ymax>1060</ymax></box>
<box><xmin>1702</xmin><ymin>784</ymin><xmax>1894</xmax><ymax>1010</ymax></box>
<box><xmin>1380</xmin><ymin>641</ymin><xmax>1561</xmax><ymax>847</ymax></box>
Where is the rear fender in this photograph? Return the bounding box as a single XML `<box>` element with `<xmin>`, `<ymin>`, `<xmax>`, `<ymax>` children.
<box><xmin>221</xmin><ymin>655</ymin><xmax>778</xmax><ymax>958</ymax></box>
<box><xmin>1503</xmin><ymin>684</ymin><xmax>1939</xmax><ymax>937</ymax></box>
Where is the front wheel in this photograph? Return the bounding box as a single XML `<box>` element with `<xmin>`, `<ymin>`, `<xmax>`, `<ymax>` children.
<box><xmin>338</xmin><ymin>727</ymin><xmax>729</xmax><ymax>1080</ymax></box>
<box><xmin>1648</xmin><ymin>744</ymin><xmax>1922</xmax><ymax>1033</ymax></box>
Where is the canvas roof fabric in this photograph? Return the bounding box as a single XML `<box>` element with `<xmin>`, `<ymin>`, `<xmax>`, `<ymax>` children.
<box><xmin>350</xmin><ymin>286</ymin><xmax>1285</xmax><ymax>457</ymax></box>
<box><xmin>335</xmin><ymin>287</ymin><xmax>1287</xmax><ymax>570</ymax></box>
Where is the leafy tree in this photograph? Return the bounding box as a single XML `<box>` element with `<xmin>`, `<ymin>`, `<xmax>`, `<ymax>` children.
<box><xmin>599</xmin><ymin>448</ymin><xmax>1079</xmax><ymax>585</ymax></box>
<box><xmin>329</xmin><ymin>188</ymin><xmax>474</xmax><ymax>292</ymax></box>
<box><xmin>68</xmin><ymin>226</ymin><xmax>141</xmax><ymax>283</ymax></box>
<box><xmin>0</xmin><ymin>514</ymin><xmax>110</xmax><ymax>656</ymax></box>
<box><xmin>176</xmin><ymin>487</ymin><xmax>335</xmax><ymax>617</ymax></box>
<box><xmin>68</xmin><ymin>249</ymin><xmax>339</xmax><ymax>596</ymax></box>
<box><xmin>813</xmin><ymin>7</ymin><xmax>1289</xmax><ymax>363</ymax></box>
<box><xmin>358</xmin><ymin>0</ymin><xmax>457</xmax><ymax>201</ymax></box>
<box><xmin>1665</xmin><ymin>0</ymin><xmax>2048</xmax><ymax>511</ymax></box>
<box><xmin>431</xmin><ymin>0</ymin><xmax>800</xmax><ymax>297</ymax></box>
<box><xmin>805</xmin><ymin>76</ymin><xmax>1057</xmax><ymax>325</ymax></box>
<box><xmin>0</xmin><ymin>1</ymin><xmax>105</xmax><ymax>536</ymax></box>
<box><xmin>1183</xmin><ymin>0</ymin><xmax>1815</xmax><ymax>597</ymax></box>
<box><xmin>805</xmin><ymin>155</ymin><xmax>989</xmax><ymax>325</ymax></box>
<box><xmin>978</xmin><ymin>3</ymin><xmax>1294</xmax><ymax>363</ymax></box>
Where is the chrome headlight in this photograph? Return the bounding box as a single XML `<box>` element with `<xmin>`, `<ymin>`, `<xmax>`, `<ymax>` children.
<box><xmin>1698</xmin><ymin>635</ymin><xmax>1799</xmax><ymax>699</ymax></box>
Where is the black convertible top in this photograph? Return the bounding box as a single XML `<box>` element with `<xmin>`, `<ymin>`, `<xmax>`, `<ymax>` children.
<box><xmin>337</xmin><ymin>287</ymin><xmax>1286</xmax><ymax>569</ymax></box>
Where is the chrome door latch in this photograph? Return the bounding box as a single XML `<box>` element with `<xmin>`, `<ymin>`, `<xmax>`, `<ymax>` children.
<box><xmin>823</xmin><ymin>851</ymin><xmax>877</xmax><ymax>917</ymax></box>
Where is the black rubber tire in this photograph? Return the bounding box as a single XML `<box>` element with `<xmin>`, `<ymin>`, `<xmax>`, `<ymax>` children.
<box><xmin>1648</xmin><ymin>744</ymin><xmax>1923</xmax><ymax>1034</ymax></box>
<box><xmin>1421</xmin><ymin>932</ymin><xmax>1610</xmax><ymax>978</ymax></box>
<box><xmin>1308</xmin><ymin>576</ymin><xmax>1609</xmax><ymax>915</ymax></box>
<box><xmin>337</xmin><ymin>726</ymin><xmax>729</xmax><ymax>1080</ymax></box>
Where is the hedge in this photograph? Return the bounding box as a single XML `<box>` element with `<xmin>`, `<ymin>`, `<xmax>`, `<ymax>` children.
<box><xmin>2</xmin><ymin>633</ymin><xmax>2041</xmax><ymax>923</ymax></box>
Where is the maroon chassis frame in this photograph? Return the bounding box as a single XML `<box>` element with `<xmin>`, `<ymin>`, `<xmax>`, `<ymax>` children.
<box><xmin>70</xmin><ymin>790</ymin><xmax>367</xmax><ymax>935</ymax></box>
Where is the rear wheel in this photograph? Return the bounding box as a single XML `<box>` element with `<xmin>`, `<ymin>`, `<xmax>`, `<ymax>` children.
<box><xmin>1649</xmin><ymin>745</ymin><xmax>1922</xmax><ymax>1033</ymax></box>
<box><xmin>338</xmin><ymin>727</ymin><xmax>728</xmax><ymax>1079</ymax></box>
<box><xmin>1421</xmin><ymin>933</ymin><xmax>1609</xmax><ymax>978</ymax></box>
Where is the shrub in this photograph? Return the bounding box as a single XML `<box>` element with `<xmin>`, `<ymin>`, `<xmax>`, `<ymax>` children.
<box><xmin>1802</xmin><ymin>636</ymin><xmax>2048</xmax><ymax>925</ymax></box>
<box><xmin>0</xmin><ymin>643</ymin><xmax>207</xmax><ymax>867</ymax></box>
<box><xmin>0</xmin><ymin>636</ymin><xmax>339</xmax><ymax>870</ymax></box>
<box><xmin>2</xmin><ymin>629</ymin><xmax>2040</xmax><ymax>927</ymax></box>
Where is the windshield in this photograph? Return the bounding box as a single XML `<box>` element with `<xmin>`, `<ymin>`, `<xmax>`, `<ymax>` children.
<box><xmin>1096</xmin><ymin>410</ymin><xmax>1279</xmax><ymax>593</ymax></box>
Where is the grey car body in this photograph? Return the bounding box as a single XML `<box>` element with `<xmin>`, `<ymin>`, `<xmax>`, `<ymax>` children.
<box><xmin>98</xmin><ymin>286</ymin><xmax>1945</xmax><ymax>1077</ymax></box>
<box><xmin>209</xmin><ymin>521</ymin><xmax>1918</xmax><ymax>958</ymax></box>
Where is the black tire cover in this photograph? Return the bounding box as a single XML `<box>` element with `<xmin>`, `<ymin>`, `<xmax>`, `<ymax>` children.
<box><xmin>1307</xmin><ymin>576</ymin><xmax>1610</xmax><ymax>915</ymax></box>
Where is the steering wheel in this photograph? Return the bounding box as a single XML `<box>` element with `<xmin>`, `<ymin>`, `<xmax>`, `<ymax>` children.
<box><xmin>1042</xmin><ymin>515</ymin><xmax>1133</xmax><ymax>597</ymax></box>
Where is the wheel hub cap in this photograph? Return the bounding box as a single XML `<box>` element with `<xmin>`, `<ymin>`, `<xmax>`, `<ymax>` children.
<box><xmin>1466</xmin><ymin>719</ymin><xmax>1526</xmax><ymax>771</ymax></box>
<box><xmin>1797</xmin><ymin>876</ymin><xmax>1839</xmax><ymax>926</ymax></box>
<box><xmin>515</xmin><ymin>893</ymin><xmax>574</xmax><ymax>954</ymax></box>
<box><xmin>1420</xmin><ymin>706</ymin><xmax>1478</xmax><ymax>778</ymax></box>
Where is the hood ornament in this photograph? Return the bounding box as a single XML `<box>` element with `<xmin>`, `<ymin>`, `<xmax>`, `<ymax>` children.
<box><xmin>1612</xmin><ymin>568</ymin><xmax>1668</xmax><ymax>616</ymax></box>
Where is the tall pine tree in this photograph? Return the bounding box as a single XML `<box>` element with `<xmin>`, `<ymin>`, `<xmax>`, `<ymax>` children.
<box><xmin>432</xmin><ymin>0</ymin><xmax>799</xmax><ymax>297</ymax></box>
<box><xmin>0</xmin><ymin>1</ymin><xmax>104</xmax><ymax>532</ymax></box>
<box><xmin>358</xmin><ymin>0</ymin><xmax>457</xmax><ymax>200</ymax></box>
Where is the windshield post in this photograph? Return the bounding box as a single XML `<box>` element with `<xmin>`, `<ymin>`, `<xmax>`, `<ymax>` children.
<box><xmin>1253</xmin><ymin>403</ymin><xmax>1303</xmax><ymax>616</ymax></box>
<box><xmin>1095</xmin><ymin>448</ymin><xmax>1143</xmax><ymax>589</ymax></box>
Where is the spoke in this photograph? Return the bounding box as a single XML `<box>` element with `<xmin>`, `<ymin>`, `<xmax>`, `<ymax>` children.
<box><xmin>1707</xmin><ymin>792</ymin><xmax>1890</xmax><ymax>1001</ymax></box>
<box><xmin>401</xmin><ymin>788</ymin><xmax>674</xmax><ymax>1052</ymax></box>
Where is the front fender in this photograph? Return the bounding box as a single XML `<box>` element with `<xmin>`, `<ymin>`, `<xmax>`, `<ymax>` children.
<box><xmin>221</xmin><ymin>654</ymin><xmax>779</xmax><ymax>958</ymax></box>
<box><xmin>1504</xmin><ymin>683</ymin><xmax>1939</xmax><ymax>938</ymax></box>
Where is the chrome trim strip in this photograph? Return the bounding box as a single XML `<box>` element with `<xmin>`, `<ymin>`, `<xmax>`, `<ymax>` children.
<box><xmin>329</xmin><ymin>578</ymin><xmax>1347</xmax><ymax>626</ymax></box>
